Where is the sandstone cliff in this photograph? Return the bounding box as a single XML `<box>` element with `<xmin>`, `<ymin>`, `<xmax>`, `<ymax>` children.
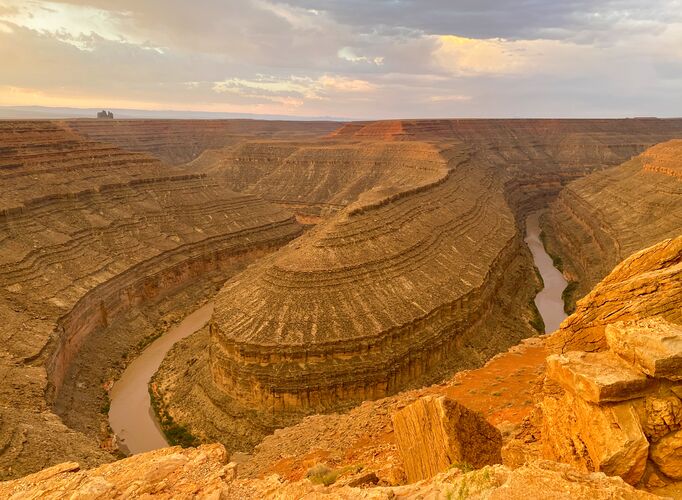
<box><xmin>0</xmin><ymin>121</ymin><xmax>303</xmax><ymax>478</ymax></box>
<box><xmin>543</xmin><ymin>139</ymin><xmax>682</xmax><ymax>312</ymax></box>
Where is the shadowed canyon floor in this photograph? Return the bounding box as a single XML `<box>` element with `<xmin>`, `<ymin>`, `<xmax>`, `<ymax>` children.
<box><xmin>1</xmin><ymin>118</ymin><xmax>681</xmax><ymax>498</ymax></box>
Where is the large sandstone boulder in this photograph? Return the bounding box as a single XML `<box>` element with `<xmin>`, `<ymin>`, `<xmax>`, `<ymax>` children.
<box><xmin>546</xmin><ymin>351</ymin><xmax>652</xmax><ymax>403</ymax></box>
<box><xmin>542</xmin><ymin>391</ymin><xmax>649</xmax><ymax>485</ymax></box>
<box><xmin>650</xmin><ymin>429</ymin><xmax>682</xmax><ymax>480</ymax></box>
<box><xmin>606</xmin><ymin>318</ymin><xmax>682</xmax><ymax>381</ymax></box>
<box><xmin>0</xmin><ymin>444</ymin><xmax>235</xmax><ymax>499</ymax></box>
<box><xmin>392</xmin><ymin>395</ymin><xmax>502</xmax><ymax>483</ymax></box>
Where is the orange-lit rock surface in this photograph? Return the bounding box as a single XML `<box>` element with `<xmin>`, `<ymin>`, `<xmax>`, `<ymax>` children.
<box><xmin>0</xmin><ymin>120</ymin><xmax>303</xmax><ymax>478</ymax></box>
<box><xmin>156</xmin><ymin>118</ymin><xmax>682</xmax><ymax>455</ymax></box>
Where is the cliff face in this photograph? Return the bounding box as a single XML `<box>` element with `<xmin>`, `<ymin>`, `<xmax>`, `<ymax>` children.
<box><xmin>548</xmin><ymin>236</ymin><xmax>681</xmax><ymax>355</ymax></box>
<box><xmin>0</xmin><ymin>121</ymin><xmax>303</xmax><ymax>478</ymax></box>
<box><xmin>543</xmin><ymin>139</ymin><xmax>682</xmax><ymax>311</ymax></box>
<box><xmin>155</xmin><ymin>118</ymin><xmax>682</xmax><ymax>454</ymax></box>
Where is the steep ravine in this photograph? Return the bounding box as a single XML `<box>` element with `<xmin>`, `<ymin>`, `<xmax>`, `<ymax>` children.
<box><xmin>109</xmin><ymin>304</ymin><xmax>214</xmax><ymax>454</ymax></box>
<box><xmin>108</xmin><ymin>211</ymin><xmax>567</xmax><ymax>455</ymax></box>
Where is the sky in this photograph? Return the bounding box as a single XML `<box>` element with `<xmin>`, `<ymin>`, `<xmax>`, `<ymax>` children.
<box><xmin>1</xmin><ymin>0</ymin><xmax>681</xmax><ymax>119</ymax></box>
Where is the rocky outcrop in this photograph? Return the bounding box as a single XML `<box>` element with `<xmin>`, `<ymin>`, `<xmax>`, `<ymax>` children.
<box><xmin>0</xmin><ymin>444</ymin><xmax>234</xmax><ymax>499</ymax></box>
<box><xmin>548</xmin><ymin>236</ymin><xmax>681</xmax><ymax>354</ymax></box>
<box><xmin>542</xmin><ymin>316</ymin><xmax>682</xmax><ymax>486</ymax></box>
<box><xmin>0</xmin><ymin>121</ymin><xmax>303</xmax><ymax>478</ymax></box>
<box><xmin>543</xmin><ymin>139</ymin><xmax>682</xmax><ymax>311</ymax></box>
<box><xmin>392</xmin><ymin>395</ymin><xmax>502</xmax><ymax>482</ymax></box>
<box><xmin>0</xmin><ymin>451</ymin><xmax>665</xmax><ymax>499</ymax></box>
<box><xmin>606</xmin><ymin>319</ymin><xmax>682</xmax><ymax>381</ymax></box>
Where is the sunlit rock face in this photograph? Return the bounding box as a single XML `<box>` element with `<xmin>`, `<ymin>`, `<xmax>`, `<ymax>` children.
<box><xmin>543</xmin><ymin>139</ymin><xmax>682</xmax><ymax>311</ymax></box>
<box><xmin>0</xmin><ymin>120</ymin><xmax>303</xmax><ymax>479</ymax></box>
<box><xmin>156</xmin><ymin>118</ymin><xmax>682</xmax><ymax>452</ymax></box>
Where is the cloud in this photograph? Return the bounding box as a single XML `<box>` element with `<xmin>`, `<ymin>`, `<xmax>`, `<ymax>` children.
<box><xmin>0</xmin><ymin>0</ymin><xmax>681</xmax><ymax>118</ymax></box>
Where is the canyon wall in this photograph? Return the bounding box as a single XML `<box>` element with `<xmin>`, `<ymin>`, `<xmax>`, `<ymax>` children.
<box><xmin>0</xmin><ymin>121</ymin><xmax>303</xmax><ymax>478</ymax></box>
<box><xmin>156</xmin><ymin>118</ymin><xmax>682</xmax><ymax>454</ymax></box>
<box><xmin>64</xmin><ymin>119</ymin><xmax>340</xmax><ymax>165</ymax></box>
<box><xmin>543</xmin><ymin>139</ymin><xmax>682</xmax><ymax>311</ymax></box>
<box><xmin>3</xmin><ymin>117</ymin><xmax>682</xmax><ymax>479</ymax></box>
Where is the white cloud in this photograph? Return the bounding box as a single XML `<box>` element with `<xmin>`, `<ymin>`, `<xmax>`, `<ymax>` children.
<box><xmin>212</xmin><ymin>74</ymin><xmax>377</xmax><ymax>106</ymax></box>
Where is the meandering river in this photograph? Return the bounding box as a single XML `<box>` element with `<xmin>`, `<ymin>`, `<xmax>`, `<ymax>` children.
<box><xmin>109</xmin><ymin>212</ymin><xmax>567</xmax><ymax>454</ymax></box>
<box><xmin>524</xmin><ymin>211</ymin><xmax>569</xmax><ymax>333</ymax></box>
<box><xmin>108</xmin><ymin>303</ymin><xmax>213</xmax><ymax>454</ymax></box>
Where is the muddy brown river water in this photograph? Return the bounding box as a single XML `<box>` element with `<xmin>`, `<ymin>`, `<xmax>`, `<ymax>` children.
<box><xmin>524</xmin><ymin>211</ymin><xmax>569</xmax><ymax>333</ymax></box>
<box><xmin>108</xmin><ymin>302</ymin><xmax>213</xmax><ymax>454</ymax></box>
<box><xmin>108</xmin><ymin>212</ymin><xmax>567</xmax><ymax>454</ymax></box>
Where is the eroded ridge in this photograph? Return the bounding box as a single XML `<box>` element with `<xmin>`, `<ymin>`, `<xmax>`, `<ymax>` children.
<box><xmin>64</xmin><ymin>119</ymin><xmax>341</xmax><ymax>165</ymax></box>
<box><xmin>0</xmin><ymin>121</ymin><xmax>302</xmax><ymax>478</ymax></box>
<box><xmin>156</xmin><ymin>137</ymin><xmax>545</xmax><ymax>451</ymax></box>
<box><xmin>156</xmin><ymin>118</ymin><xmax>682</xmax><ymax>454</ymax></box>
<box><xmin>189</xmin><ymin>140</ymin><xmax>453</xmax><ymax>219</ymax></box>
<box><xmin>543</xmin><ymin>139</ymin><xmax>682</xmax><ymax>310</ymax></box>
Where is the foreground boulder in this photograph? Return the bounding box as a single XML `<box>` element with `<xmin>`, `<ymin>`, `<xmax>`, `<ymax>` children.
<box><xmin>542</xmin><ymin>315</ymin><xmax>682</xmax><ymax>487</ymax></box>
<box><xmin>0</xmin><ymin>444</ymin><xmax>235</xmax><ymax>499</ymax></box>
<box><xmin>1</xmin><ymin>452</ymin><xmax>664</xmax><ymax>499</ymax></box>
<box><xmin>392</xmin><ymin>395</ymin><xmax>502</xmax><ymax>482</ymax></box>
<box><xmin>542</xmin><ymin>389</ymin><xmax>649</xmax><ymax>484</ymax></box>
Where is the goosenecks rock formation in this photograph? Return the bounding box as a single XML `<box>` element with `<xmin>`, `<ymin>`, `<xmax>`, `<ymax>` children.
<box><xmin>155</xmin><ymin>118</ymin><xmax>682</xmax><ymax>454</ymax></box>
<box><xmin>0</xmin><ymin>120</ymin><xmax>317</xmax><ymax>478</ymax></box>
<box><xmin>543</xmin><ymin>138</ymin><xmax>682</xmax><ymax>312</ymax></box>
<box><xmin>2</xmin><ymin>217</ymin><xmax>680</xmax><ymax>498</ymax></box>
<box><xmin>3</xmin><ymin>117</ymin><xmax>682</xmax><ymax>486</ymax></box>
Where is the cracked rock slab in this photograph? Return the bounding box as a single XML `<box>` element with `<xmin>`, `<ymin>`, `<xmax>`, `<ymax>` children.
<box><xmin>606</xmin><ymin>318</ymin><xmax>682</xmax><ymax>381</ymax></box>
<box><xmin>546</xmin><ymin>351</ymin><xmax>653</xmax><ymax>404</ymax></box>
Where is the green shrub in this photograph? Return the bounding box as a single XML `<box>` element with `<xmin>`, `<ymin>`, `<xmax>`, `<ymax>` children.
<box><xmin>149</xmin><ymin>386</ymin><xmax>199</xmax><ymax>448</ymax></box>
<box><xmin>306</xmin><ymin>464</ymin><xmax>340</xmax><ymax>486</ymax></box>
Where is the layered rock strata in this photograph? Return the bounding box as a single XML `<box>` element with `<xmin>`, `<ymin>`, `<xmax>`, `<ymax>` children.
<box><xmin>158</xmin><ymin>118</ymin><xmax>682</xmax><ymax>454</ymax></box>
<box><xmin>543</xmin><ymin>139</ymin><xmax>682</xmax><ymax>311</ymax></box>
<box><xmin>196</xmin><ymin>119</ymin><xmax>682</xmax><ymax>220</ymax></box>
<box><xmin>189</xmin><ymin>140</ymin><xmax>453</xmax><ymax>218</ymax></box>
<box><xmin>542</xmin><ymin>316</ymin><xmax>682</xmax><ymax>486</ymax></box>
<box><xmin>65</xmin><ymin>119</ymin><xmax>340</xmax><ymax>165</ymax></box>
<box><xmin>0</xmin><ymin>121</ymin><xmax>302</xmax><ymax>478</ymax></box>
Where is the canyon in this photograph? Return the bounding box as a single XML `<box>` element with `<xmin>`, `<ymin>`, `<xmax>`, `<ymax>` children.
<box><xmin>0</xmin><ymin>117</ymin><xmax>680</xmax><ymax>499</ymax></box>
